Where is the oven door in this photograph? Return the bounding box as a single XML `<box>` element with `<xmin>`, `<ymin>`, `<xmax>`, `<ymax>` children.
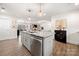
<box><xmin>30</xmin><ymin>37</ymin><xmax>43</xmax><ymax>56</ymax></box>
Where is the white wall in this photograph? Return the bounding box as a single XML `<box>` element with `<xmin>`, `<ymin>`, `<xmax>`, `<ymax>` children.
<box><xmin>51</xmin><ymin>11</ymin><xmax>79</xmax><ymax>44</ymax></box>
<box><xmin>0</xmin><ymin>15</ymin><xmax>17</xmax><ymax>40</ymax></box>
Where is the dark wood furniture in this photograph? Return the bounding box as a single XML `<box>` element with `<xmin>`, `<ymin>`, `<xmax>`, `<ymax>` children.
<box><xmin>55</xmin><ymin>30</ymin><xmax>66</xmax><ymax>43</ymax></box>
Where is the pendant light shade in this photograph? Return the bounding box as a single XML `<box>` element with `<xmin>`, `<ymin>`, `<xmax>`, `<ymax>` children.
<box><xmin>1</xmin><ymin>7</ymin><xmax>5</xmax><ymax>12</ymax></box>
<box><xmin>38</xmin><ymin>10</ymin><xmax>43</xmax><ymax>16</ymax></box>
<box><xmin>28</xmin><ymin>9</ymin><xmax>31</xmax><ymax>20</ymax></box>
<box><xmin>0</xmin><ymin>4</ymin><xmax>6</xmax><ymax>12</ymax></box>
<box><xmin>38</xmin><ymin>3</ymin><xmax>46</xmax><ymax>17</ymax></box>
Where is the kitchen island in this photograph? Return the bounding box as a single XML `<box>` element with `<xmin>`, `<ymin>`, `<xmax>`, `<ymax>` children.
<box><xmin>21</xmin><ymin>31</ymin><xmax>54</xmax><ymax>56</ymax></box>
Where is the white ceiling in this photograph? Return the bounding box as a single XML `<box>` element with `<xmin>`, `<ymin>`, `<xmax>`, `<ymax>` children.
<box><xmin>0</xmin><ymin>3</ymin><xmax>79</xmax><ymax>21</ymax></box>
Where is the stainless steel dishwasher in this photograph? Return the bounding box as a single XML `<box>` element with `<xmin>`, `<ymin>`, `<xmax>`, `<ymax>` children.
<box><xmin>30</xmin><ymin>36</ymin><xmax>43</xmax><ymax>56</ymax></box>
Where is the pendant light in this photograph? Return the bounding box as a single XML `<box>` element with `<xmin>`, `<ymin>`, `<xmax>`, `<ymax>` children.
<box><xmin>38</xmin><ymin>3</ymin><xmax>46</xmax><ymax>17</ymax></box>
<box><xmin>28</xmin><ymin>9</ymin><xmax>31</xmax><ymax>20</ymax></box>
<box><xmin>38</xmin><ymin>3</ymin><xmax>42</xmax><ymax>16</ymax></box>
<box><xmin>0</xmin><ymin>4</ymin><xmax>6</xmax><ymax>12</ymax></box>
<box><xmin>27</xmin><ymin>9</ymin><xmax>32</xmax><ymax>24</ymax></box>
<box><xmin>1</xmin><ymin>7</ymin><xmax>5</xmax><ymax>12</ymax></box>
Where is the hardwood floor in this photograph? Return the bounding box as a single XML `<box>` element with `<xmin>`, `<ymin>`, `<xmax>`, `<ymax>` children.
<box><xmin>0</xmin><ymin>39</ymin><xmax>31</xmax><ymax>56</ymax></box>
<box><xmin>0</xmin><ymin>38</ymin><xmax>79</xmax><ymax>56</ymax></box>
<box><xmin>66</xmin><ymin>43</ymin><xmax>79</xmax><ymax>56</ymax></box>
<box><xmin>53</xmin><ymin>40</ymin><xmax>66</xmax><ymax>56</ymax></box>
<box><xmin>53</xmin><ymin>40</ymin><xmax>79</xmax><ymax>56</ymax></box>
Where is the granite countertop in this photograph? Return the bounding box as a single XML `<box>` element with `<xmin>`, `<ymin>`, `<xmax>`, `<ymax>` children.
<box><xmin>22</xmin><ymin>31</ymin><xmax>53</xmax><ymax>38</ymax></box>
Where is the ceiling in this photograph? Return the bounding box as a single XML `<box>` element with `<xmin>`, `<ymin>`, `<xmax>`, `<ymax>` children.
<box><xmin>0</xmin><ymin>3</ymin><xmax>79</xmax><ymax>21</ymax></box>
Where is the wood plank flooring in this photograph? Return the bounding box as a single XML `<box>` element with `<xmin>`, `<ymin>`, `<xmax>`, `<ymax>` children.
<box><xmin>0</xmin><ymin>38</ymin><xmax>79</xmax><ymax>56</ymax></box>
<box><xmin>66</xmin><ymin>43</ymin><xmax>79</xmax><ymax>56</ymax></box>
<box><xmin>53</xmin><ymin>40</ymin><xmax>79</xmax><ymax>56</ymax></box>
<box><xmin>53</xmin><ymin>40</ymin><xmax>66</xmax><ymax>56</ymax></box>
<box><xmin>0</xmin><ymin>39</ymin><xmax>31</xmax><ymax>56</ymax></box>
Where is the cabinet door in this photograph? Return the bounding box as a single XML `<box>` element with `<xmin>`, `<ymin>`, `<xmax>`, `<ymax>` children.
<box><xmin>55</xmin><ymin>30</ymin><xmax>66</xmax><ymax>43</ymax></box>
<box><xmin>24</xmin><ymin>36</ymin><xmax>31</xmax><ymax>51</ymax></box>
<box><xmin>21</xmin><ymin>32</ymin><xmax>25</xmax><ymax>45</ymax></box>
<box><xmin>43</xmin><ymin>36</ymin><xmax>53</xmax><ymax>56</ymax></box>
<box><xmin>21</xmin><ymin>32</ymin><xmax>31</xmax><ymax>51</ymax></box>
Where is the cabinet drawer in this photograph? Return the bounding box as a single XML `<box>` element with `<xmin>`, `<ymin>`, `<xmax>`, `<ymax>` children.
<box><xmin>30</xmin><ymin>35</ymin><xmax>43</xmax><ymax>40</ymax></box>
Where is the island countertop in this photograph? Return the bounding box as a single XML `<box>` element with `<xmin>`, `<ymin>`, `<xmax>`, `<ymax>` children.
<box><xmin>21</xmin><ymin>31</ymin><xmax>54</xmax><ymax>38</ymax></box>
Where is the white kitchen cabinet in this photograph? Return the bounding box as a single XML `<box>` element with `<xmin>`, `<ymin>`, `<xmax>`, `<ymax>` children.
<box><xmin>21</xmin><ymin>31</ymin><xmax>53</xmax><ymax>56</ymax></box>
<box><xmin>21</xmin><ymin>32</ymin><xmax>31</xmax><ymax>51</ymax></box>
<box><xmin>43</xmin><ymin>36</ymin><xmax>53</xmax><ymax>56</ymax></box>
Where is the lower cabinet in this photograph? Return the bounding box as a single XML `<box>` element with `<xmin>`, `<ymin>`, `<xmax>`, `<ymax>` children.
<box><xmin>24</xmin><ymin>37</ymin><xmax>31</xmax><ymax>51</ymax></box>
<box><xmin>55</xmin><ymin>30</ymin><xmax>66</xmax><ymax>43</ymax></box>
<box><xmin>21</xmin><ymin>31</ymin><xmax>53</xmax><ymax>56</ymax></box>
<box><xmin>21</xmin><ymin>32</ymin><xmax>31</xmax><ymax>51</ymax></box>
